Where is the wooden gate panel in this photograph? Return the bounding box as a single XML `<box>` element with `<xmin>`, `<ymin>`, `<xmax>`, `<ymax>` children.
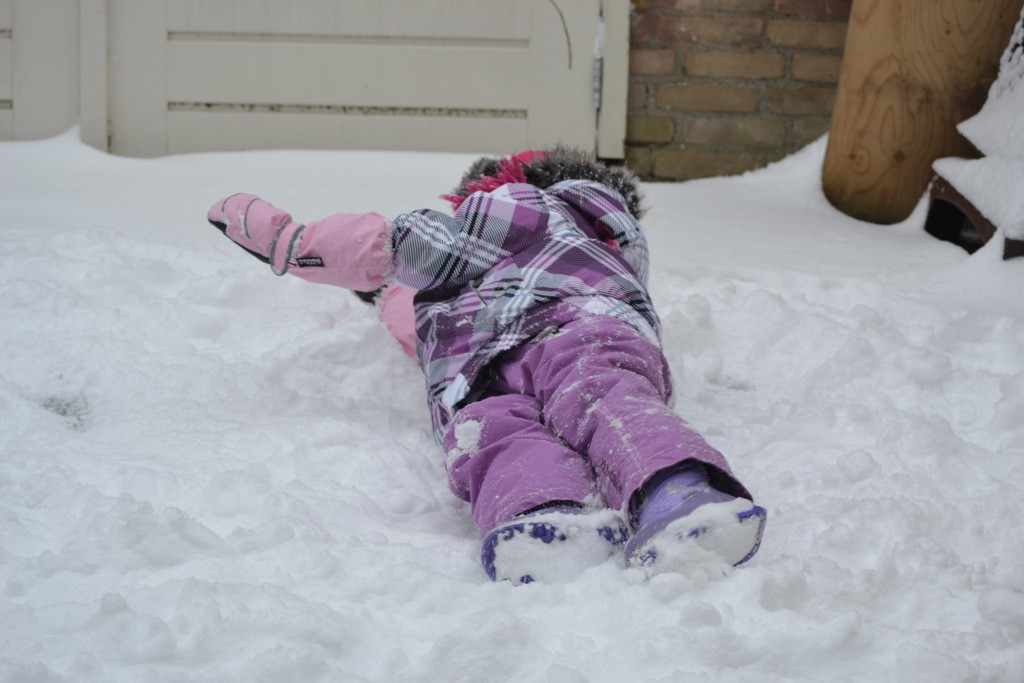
<box><xmin>164</xmin><ymin>0</ymin><xmax>531</xmax><ymax>41</ymax></box>
<box><xmin>526</xmin><ymin>0</ymin><xmax>599</xmax><ymax>152</ymax></box>
<box><xmin>0</xmin><ymin>0</ymin><xmax>78</xmax><ymax>142</ymax></box>
<box><xmin>167</xmin><ymin>110</ymin><xmax>527</xmax><ymax>155</ymax></box>
<box><xmin>95</xmin><ymin>0</ymin><xmax>610</xmax><ymax>156</ymax></box>
<box><xmin>0</xmin><ymin>0</ymin><xmax>11</xmax><ymax>139</ymax></box>
<box><xmin>165</xmin><ymin>41</ymin><xmax>530</xmax><ymax>110</ymax></box>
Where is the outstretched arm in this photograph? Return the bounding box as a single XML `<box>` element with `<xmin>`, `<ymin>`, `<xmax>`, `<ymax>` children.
<box><xmin>208</xmin><ymin>193</ymin><xmax>419</xmax><ymax>360</ymax></box>
<box><xmin>207</xmin><ymin>193</ymin><xmax>394</xmax><ymax>292</ymax></box>
<box><xmin>391</xmin><ymin>184</ymin><xmax>553</xmax><ymax>291</ymax></box>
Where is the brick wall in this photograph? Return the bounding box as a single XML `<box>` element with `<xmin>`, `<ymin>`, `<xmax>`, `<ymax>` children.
<box><xmin>626</xmin><ymin>0</ymin><xmax>852</xmax><ymax>180</ymax></box>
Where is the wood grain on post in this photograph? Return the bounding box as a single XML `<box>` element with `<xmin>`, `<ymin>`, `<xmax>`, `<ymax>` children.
<box><xmin>823</xmin><ymin>0</ymin><xmax>1023</xmax><ymax>224</ymax></box>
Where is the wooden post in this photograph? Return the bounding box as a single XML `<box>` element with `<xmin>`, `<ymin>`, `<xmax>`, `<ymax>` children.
<box><xmin>823</xmin><ymin>0</ymin><xmax>1024</xmax><ymax>224</ymax></box>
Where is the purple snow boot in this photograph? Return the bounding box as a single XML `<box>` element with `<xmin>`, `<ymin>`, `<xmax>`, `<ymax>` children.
<box><xmin>626</xmin><ymin>463</ymin><xmax>766</xmax><ymax>570</ymax></box>
<box><xmin>482</xmin><ymin>506</ymin><xmax>629</xmax><ymax>585</ymax></box>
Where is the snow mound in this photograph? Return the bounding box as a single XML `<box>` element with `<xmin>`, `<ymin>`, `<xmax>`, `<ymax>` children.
<box><xmin>1</xmin><ymin>129</ymin><xmax>1023</xmax><ymax>682</ymax></box>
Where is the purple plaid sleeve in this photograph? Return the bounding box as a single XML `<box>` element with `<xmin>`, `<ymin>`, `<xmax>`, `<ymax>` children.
<box><xmin>392</xmin><ymin>185</ymin><xmax>558</xmax><ymax>291</ymax></box>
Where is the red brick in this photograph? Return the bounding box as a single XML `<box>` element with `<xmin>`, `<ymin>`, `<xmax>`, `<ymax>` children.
<box><xmin>766</xmin><ymin>86</ymin><xmax>836</xmax><ymax>116</ymax></box>
<box><xmin>627</xmin><ymin>116</ymin><xmax>676</xmax><ymax>143</ymax></box>
<box><xmin>658</xmin><ymin>0</ymin><xmax>775</xmax><ymax>12</ymax></box>
<box><xmin>656</xmin><ymin>0</ymin><xmax>701</xmax><ymax>11</ymax></box>
<box><xmin>631</xmin><ymin>12</ymin><xmax>657</xmax><ymax>44</ymax></box>
<box><xmin>791</xmin><ymin>118</ymin><xmax>832</xmax><ymax>146</ymax></box>
<box><xmin>702</xmin><ymin>0</ymin><xmax>773</xmax><ymax>11</ymax></box>
<box><xmin>767</xmin><ymin>20</ymin><xmax>847</xmax><ymax>49</ymax></box>
<box><xmin>625</xmin><ymin>146</ymin><xmax>654</xmax><ymax>178</ymax></box>
<box><xmin>686</xmin><ymin>51</ymin><xmax>784</xmax><ymax>79</ymax></box>
<box><xmin>774</xmin><ymin>0</ymin><xmax>852</xmax><ymax>19</ymax></box>
<box><xmin>630</xmin><ymin>49</ymin><xmax>677</xmax><ymax>76</ymax></box>
<box><xmin>658</xmin><ymin>16</ymin><xmax>764</xmax><ymax>48</ymax></box>
<box><xmin>628</xmin><ymin>83</ymin><xmax>648</xmax><ymax>111</ymax></box>
<box><xmin>792</xmin><ymin>54</ymin><xmax>842</xmax><ymax>83</ymax></box>
<box><xmin>682</xmin><ymin>117</ymin><xmax>786</xmax><ymax>147</ymax></box>
<box><xmin>653</xmin><ymin>148</ymin><xmax>767</xmax><ymax>180</ymax></box>
<box><xmin>657</xmin><ymin>83</ymin><xmax>760</xmax><ymax>112</ymax></box>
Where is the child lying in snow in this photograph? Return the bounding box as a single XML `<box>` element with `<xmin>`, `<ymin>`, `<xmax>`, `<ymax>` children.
<box><xmin>207</xmin><ymin>148</ymin><xmax>766</xmax><ymax>583</ymax></box>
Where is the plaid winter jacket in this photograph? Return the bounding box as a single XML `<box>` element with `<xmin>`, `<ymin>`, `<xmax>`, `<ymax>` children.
<box><xmin>392</xmin><ymin>179</ymin><xmax>661</xmax><ymax>441</ymax></box>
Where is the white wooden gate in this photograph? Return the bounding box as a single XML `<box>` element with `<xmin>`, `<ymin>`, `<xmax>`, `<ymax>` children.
<box><xmin>0</xmin><ymin>0</ymin><xmax>80</xmax><ymax>142</ymax></box>
<box><xmin>78</xmin><ymin>0</ymin><xmax>627</xmax><ymax>158</ymax></box>
<box><xmin>0</xmin><ymin>2</ymin><xmax>9</xmax><ymax>139</ymax></box>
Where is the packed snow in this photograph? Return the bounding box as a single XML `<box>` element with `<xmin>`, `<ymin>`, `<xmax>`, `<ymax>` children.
<box><xmin>1</xmin><ymin>129</ymin><xmax>1023</xmax><ymax>682</ymax></box>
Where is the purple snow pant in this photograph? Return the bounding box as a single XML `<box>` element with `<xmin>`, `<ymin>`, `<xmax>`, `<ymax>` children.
<box><xmin>443</xmin><ymin>316</ymin><xmax>751</xmax><ymax>535</ymax></box>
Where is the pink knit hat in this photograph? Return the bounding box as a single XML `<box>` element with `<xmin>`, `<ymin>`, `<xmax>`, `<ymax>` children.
<box><xmin>443</xmin><ymin>146</ymin><xmax>646</xmax><ymax>219</ymax></box>
<box><xmin>442</xmin><ymin>150</ymin><xmax>547</xmax><ymax>211</ymax></box>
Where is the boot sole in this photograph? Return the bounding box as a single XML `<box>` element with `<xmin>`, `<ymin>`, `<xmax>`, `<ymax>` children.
<box><xmin>481</xmin><ymin>509</ymin><xmax>628</xmax><ymax>585</ymax></box>
<box><xmin>626</xmin><ymin>498</ymin><xmax>767</xmax><ymax>569</ymax></box>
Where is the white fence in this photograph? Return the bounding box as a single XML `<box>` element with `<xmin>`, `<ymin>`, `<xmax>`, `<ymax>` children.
<box><xmin>0</xmin><ymin>0</ymin><xmax>80</xmax><ymax>142</ymax></box>
<box><xmin>1</xmin><ymin>0</ymin><xmax>627</xmax><ymax>158</ymax></box>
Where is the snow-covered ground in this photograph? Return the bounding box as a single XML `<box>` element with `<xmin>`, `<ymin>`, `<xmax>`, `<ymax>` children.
<box><xmin>1</xmin><ymin>130</ymin><xmax>1022</xmax><ymax>682</ymax></box>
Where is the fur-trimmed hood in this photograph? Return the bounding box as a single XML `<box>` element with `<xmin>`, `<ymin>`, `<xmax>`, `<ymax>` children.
<box><xmin>445</xmin><ymin>146</ymin><xmax>646</xmax><ymax>219</ymax></box>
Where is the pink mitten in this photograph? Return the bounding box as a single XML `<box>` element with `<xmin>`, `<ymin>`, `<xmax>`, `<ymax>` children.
<box><xmin>208</xmin><ymin>193</ymin><xmax>302</xmax><ymax>275</ymax></box>
<box><xmin>208</xmin><ymin>194</ymin><xmax>394</xmax><ymax>291</ymax></box>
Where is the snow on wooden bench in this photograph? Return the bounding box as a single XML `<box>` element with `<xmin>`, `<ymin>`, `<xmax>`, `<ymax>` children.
<box><xmin>926</xmin><ymin>8</ymin><xmax>1024</xmax><ymax>259</ymax></box>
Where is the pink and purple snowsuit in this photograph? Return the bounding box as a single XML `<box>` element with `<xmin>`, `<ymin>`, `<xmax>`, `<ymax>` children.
<box><xmin>210</xmin><ymin>179</ymin><xmax>751</xmax><ymax>536</ymax></box>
